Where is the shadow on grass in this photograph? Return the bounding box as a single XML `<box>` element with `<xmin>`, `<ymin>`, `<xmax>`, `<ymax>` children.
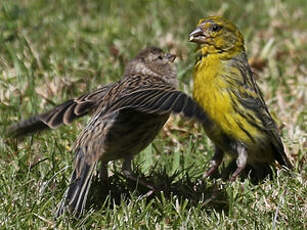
<box><xmin>85</xmin><ymin>160</ymin><xmax>286</xmax><ymax>217</ymax></box>
<box><xmin>87</xmin><ymin>167</ymin><xmax>229</xmax><ymax>215</ymax></box>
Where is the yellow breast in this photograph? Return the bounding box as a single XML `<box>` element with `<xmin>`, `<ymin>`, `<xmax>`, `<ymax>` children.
<box><xmin>193</xmin><ymin>55</ymin><xmax>258</xmax><ymax>146</ymax></box>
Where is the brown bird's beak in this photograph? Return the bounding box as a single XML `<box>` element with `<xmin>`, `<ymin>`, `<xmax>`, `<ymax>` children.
<box><xmin>166</xmin><ymin>53</ymin><xmax>176</xmax><ymax>62</ymax></box>
<box><xmin>189</xmin><ymin>27</ymin><xmax>207</xmax><ymax>43</ymax></box>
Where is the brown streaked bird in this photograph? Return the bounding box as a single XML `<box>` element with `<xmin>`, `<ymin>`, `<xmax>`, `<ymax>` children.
<box><xmin>47</xmin><ymin>47</ymin><xmax>210</xmax><ymax>218</ymax></box>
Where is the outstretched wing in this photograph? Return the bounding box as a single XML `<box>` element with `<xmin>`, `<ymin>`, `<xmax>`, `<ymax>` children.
<box><xmin>101</xmin><ymin>84</ymin><xmax>212</xmax><ymax>126</ymax></box>
<box><xmin>8</xmin><ymin>83</ymin><xmax>113</xmax><ymax>137</ymax></box>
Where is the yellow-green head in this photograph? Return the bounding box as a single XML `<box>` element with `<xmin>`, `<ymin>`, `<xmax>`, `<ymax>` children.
<box><xmin>189</xmin><ymin>16</ymin><xmax>245</xmax><ymax>57</ymax></box>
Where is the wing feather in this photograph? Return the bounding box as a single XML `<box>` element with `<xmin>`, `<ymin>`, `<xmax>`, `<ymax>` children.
<box><xmin>8</xmin><ymin>84</ymin><xmax>113</xmax><ymax>137</ymax></box>
<box><xmin>103</xmin><ymin>85</ymin><xmax>212</xmax><ymax>125</ymax></box>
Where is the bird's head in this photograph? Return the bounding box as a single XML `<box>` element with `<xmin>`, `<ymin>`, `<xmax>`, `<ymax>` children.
<box><xmin>125</xmin><ymin>47</ymin><xmax>177</xmax><ymax>87</ymax></box>
<box><xmin>189</xmin><ymin>16</ymin><xmax>245</xmax><ymax>58</ymax></box>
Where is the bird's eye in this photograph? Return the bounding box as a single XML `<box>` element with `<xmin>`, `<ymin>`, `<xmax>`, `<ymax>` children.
<box><xmin>158</xmin><ymin>56</ymin><xmax>163</xmax><ymax>60</ymax></box>
<box><xmin>212</xmin><ymin>24</ymin><xmax>222</xmax><ymax>32</ymax></box>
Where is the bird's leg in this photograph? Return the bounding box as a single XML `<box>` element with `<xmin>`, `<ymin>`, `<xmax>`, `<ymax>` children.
<box><xmin>121</xmin><ymin>156</ymin><xmax>133</xmax><ymax>177</ymax></box>
<box><xmin>98</xmin><ymin>163</ymin><xmax>108</xmax><ymax>183</ymax></box>
<box><xmin>204</xmin><ymin>147</ymin><xmax>224</xmax><ymax>178</ymax></box>
<box><xmin>230</xmin><ymin>144</ymin><xmax>248</xmax><ymax>181</ymax></box>
<box><xmin>122</xmin><ymin>156</ymin><xmax>156</xmax><ymax>192</ymax></box>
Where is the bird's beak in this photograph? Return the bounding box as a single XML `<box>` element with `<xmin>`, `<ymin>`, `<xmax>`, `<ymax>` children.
<box><xmin>189</xmin><ymin>27</ymin><xmax>207</xmax><ymax>43</ymax></box>
<box><xmin>166</xmin><ymin>53</ymin><xmax>176</xmax><ymax>63</ymax></box>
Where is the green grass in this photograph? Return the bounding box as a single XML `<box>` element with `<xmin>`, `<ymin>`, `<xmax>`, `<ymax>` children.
<box><xmin>0</xmin><ymin>0</ymin><xmax>306</xmax><ymax>229</ymax></box>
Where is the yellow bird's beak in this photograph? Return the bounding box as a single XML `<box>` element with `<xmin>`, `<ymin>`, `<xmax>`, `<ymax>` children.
<box><xmin>189</xmin><ymin>27</ymin><xmax>207</xmax><ymax>43</ymax></box>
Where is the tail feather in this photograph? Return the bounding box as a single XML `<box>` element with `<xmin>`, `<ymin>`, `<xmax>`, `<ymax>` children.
<box><xmin>269</xmin><ymin>131</ymin><xmax>293</xmax><ymax>169</ymax></box>
<box><xmin>271</xmin><ymin>143</ymin><xmax>293</xmax><ymax>170</ymax></box>
<box><xmin>55</xmin><ymin>149</ymin><xmax>97</xmax><ymax>218</ymax></box>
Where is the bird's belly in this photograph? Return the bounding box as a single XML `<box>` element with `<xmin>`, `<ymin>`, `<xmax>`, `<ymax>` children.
<box><xmin>194</xmin><ymin>82</ymin><xmax>260</xmax><ymax>151</ymax></box>
<box><xmin>194</xmin><ymin>87</ymin><xmax>274</xmax><ymax>163</ymax></box>
<box><xmin>101</xmin><ymin>110</ymin><xmax>169</xmax><ymax>162</ymax></box>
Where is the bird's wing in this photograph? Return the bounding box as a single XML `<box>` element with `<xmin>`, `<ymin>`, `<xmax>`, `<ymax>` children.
<box><xmin>100</xmin><ymin>84</ymin><xmax>212</xmax><ymax>125</ymax></box>
<box><xmin>230</xmin><ymin>54</ymin><xmax>292</xmax><ymax>168</ymax></box>
<box><xmin>8</xmin><ymin>83</ymin><xmax>114</xmax><ymax>137</ymax></box>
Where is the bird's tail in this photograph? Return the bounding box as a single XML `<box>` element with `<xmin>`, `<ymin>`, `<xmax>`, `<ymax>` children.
<box><xmin>55</xmin><ymin>148</ymin><xmax>97</xmax><ymax>218</ymax></box>
<box><xmin>271</xmin><ymin>141</ymin><xmax>293</xmax><ymax>170</ymax></box>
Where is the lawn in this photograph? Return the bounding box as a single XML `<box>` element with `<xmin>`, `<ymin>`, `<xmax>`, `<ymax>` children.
<box><xmin>0</xmin><ymin>0</ymin><xmax>306</xmax><ymax>229</ymax></box>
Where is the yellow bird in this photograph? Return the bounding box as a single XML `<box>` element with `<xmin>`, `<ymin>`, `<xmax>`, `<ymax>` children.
<box><xmin>189</xmin><ymin>16</ymin><xmax>292</xmax><ymax>181</ymax></box>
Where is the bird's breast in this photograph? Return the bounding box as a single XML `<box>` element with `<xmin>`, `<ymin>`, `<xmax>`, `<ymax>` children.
<box><xmin>193</xmin><ymin>57</ymin><xmax>258</xmax><ymax>148</ymax></box>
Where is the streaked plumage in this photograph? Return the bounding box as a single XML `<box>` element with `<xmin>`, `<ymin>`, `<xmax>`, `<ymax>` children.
<box><xmin>189</xmin><ymin>16</ymin><xmax>292</xmax><ymax>181</ymax></box>
<box><xmin>51</xmin><ymin>47</ymin><xmax>209</xmax><ymax>218</ymax></box>
<box><xmin>8</xmin><ymin>85</ymin><xmax>113</xmax><ymax>137</ymax></box>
